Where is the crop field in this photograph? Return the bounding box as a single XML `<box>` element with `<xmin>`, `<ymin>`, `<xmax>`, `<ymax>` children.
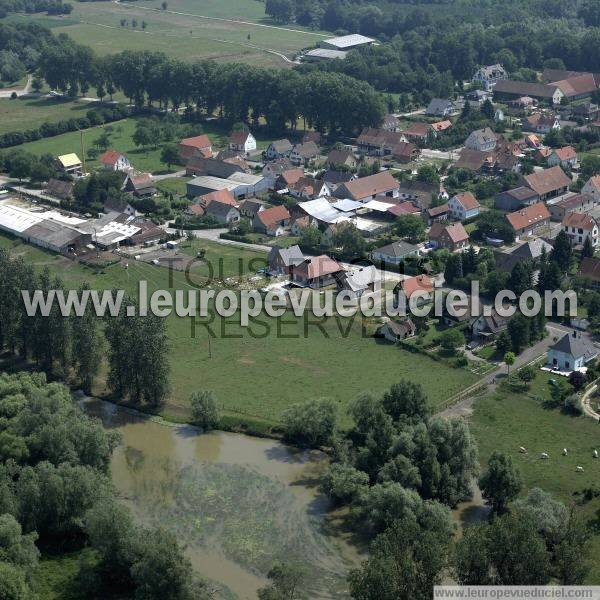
<box><xmin>471</xmin><ymin>373</ymin><xmax>600</xmax><ymax>582</ymax></box>
<box><xmin>14</xmin><ymin>0</ymin><xmax>328</xmax><ymax>68</ymax></box>
<box><xmin>0</xmin><ymin>232</ymin><xmax>478</xmax><ymax>425</ymax></box>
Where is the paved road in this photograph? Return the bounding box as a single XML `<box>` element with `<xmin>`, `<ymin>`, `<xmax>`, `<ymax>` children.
<box><xmin>421</xmin><ymin>148</ymin><xmax>460</xmax><ymax>161</ymax></box>
<box><xmin>153</xmin><ymin>170</ymin><xmax>186</xmax><ymax>181</ymax></box>
<box><xmin>438</xmin><ymin>322</ymin><xmax>588</xmax><ymax>419</ymax></box>
<box><xmin>0</xmin><ymin>75</ymin><xmax>32</xmax><ymax>98</ymax></box>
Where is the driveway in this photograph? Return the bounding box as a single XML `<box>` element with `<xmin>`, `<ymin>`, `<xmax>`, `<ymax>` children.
<box><xmin>0</xmin><ymin>75</ymin><xmax>32</xmax><ymax>98</ymax></box>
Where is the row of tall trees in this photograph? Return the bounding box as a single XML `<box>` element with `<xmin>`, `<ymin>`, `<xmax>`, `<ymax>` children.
<box><xmin>0</xmin><ymin>249</ymin><xmax>170</xmax><ymax>407</ymax></box>
<box><xmin>36</xmin><ymin>39</ymin><xmax>385</xmax><ymax>134</ymax></box>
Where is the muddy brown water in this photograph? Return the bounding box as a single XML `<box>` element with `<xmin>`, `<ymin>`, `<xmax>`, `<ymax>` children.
<box><xmin>80</xmin><ymin>398</ymin><xmax>363</xmax><ymax>599</ymax></box>
<box><xmin>80</xmin><ymin>398</ymin><xmax>488</xmax><ymax>599</ymax></box>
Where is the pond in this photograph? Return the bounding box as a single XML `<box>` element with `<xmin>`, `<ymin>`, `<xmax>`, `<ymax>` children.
<box><xmin>80</xmin><ymin>398</ymin><xmax>362</xmax><ymax>600</ymax></box>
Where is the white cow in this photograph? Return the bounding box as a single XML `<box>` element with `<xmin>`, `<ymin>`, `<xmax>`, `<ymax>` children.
<box><xmin>562</xmin><ymin>448</ymin><xmax>568</xmax><ymax>456</ymax></box>
<box><xmin>540</xmin><ymin>452</ymin><xmax>549</xmax><ymax>459</ymax></box>
<box><xmin>576</xmin><ymin>466</ymin><xmax>584</xmax><ymax>472</ymax></box>
<box><xmin>594</xmin><ymin>450</ymin><xmax>598</xmax><ymax>459</ymax></box>
<box><xmin>519</xmin><ymin>446</ymin><xmax>527</xmax><ymax>454</ymax></box>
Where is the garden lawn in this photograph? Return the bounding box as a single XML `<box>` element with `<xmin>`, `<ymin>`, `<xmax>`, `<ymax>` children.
<box><xmin>470</xmin><ymin>372</ymin><xmax>600</xmax><ymax>582</ymax></box>
<box><xmin>156</xmin><ymin>177</ymin><xmax>191</xmax><ymax>196</ymax></box>
<box><xmin>0</xmin><ymin>232</ymin><xmax>478</xmax><ymax>425</ymax></box>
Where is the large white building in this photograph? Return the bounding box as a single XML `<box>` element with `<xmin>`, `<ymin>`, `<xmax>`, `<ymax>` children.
<box><xmin>320</xmin><ymin>34</ymin><xmax>376</xmax><ymax>51</ymax></box>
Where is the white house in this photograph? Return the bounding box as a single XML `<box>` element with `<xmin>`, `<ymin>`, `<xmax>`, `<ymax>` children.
<box><xmin>581</xmin><ymin>176</ymin><xmax>600</xmax><ymax>202</ymax></box>
<box><xmin>471</xmin><ymin>64</ymin><xmax>507</xmax><ymax>91</ymax></box>
<box><xmin>547</xmin><ymin>331</ymin><xmax>597</xmax><ymax>373</ymax></box>
<box><xmin>448</xmin><ymin>192</ymin><xmax>481</xmax><ymax>221</ymax></box>
<box><xmin>228</xmin><ymin>130</ymin><xmax>257</xmax><ymax>155</ymax></box>
<box><xmin>370</xmin><ymin>241</ymin><xmax>420</xmax><ymax>266</ymax></box>
<box><xmin>265</xmin><ymin>139</ymin><xmax>293</xmax><ymax>161</ymax></box>
<box><xmin>562</xmin><ymin>212</ymin><xmax>599</xmax><ymax>247</ymax></box>
<box><xmin>465</xmin><ymin>127</ymin><xmax>497</xmax><ymax>152</ymax></box>
<box><xmin>100</xmin><ymin>150</ymin><xmax>131</xmax><ymax>172</ymax></box>
<box><xmin>547</xmin><ymin>146</ymin><xmax>579</xmax><ymax>170</ymax></box>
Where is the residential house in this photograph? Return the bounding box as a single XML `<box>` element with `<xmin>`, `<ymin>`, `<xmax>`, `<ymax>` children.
<box><xmin>387</xmin><ymin>202</ymin><xmax>421</xmax><ymax>218</ymax></box>
<box><xmin>465</xmin><ymin>127</ymin><xmax>498</xmax><ymax>152</ymax></box>
<box><xmin>382</xmin><ymin>114</ymin><xmax>401</xmax><ymax>132</ymax></box>
<box><xmin>471</xmin><ymin>310</ymin><xmax>508</xmax><ymax>341</ymax></box>
<box><xmin>572</xmin><ymin>102</ymin><xmax>600</xmax><ymax>120</ymax></box>
<box><xmin>326</xmin><ymin>149</ymin><xmax>357</xmax><ymax>169</ymax></box>
<box><xmin>392</xmin><ymin>142</ymin><xmax>419</xmax><ymax>163</ymax></box>
<box><xmin>547</xmin><ymin>146</ymin><xmax>578</xmax><ymax>170</ymax></box>
<box><xmin>262</xmin><ymin>158</ymin><xmax>294</xmax><ymax>182</ymax></box>
<box><xmin>290</xmin><ymin>215</ymin><xmax>317</xmax><ymax>236</ymax></box>
<box><xmin>357</xmin><ymin>128</ymin><xmax>407</xmax><ymax>156</ymax></box>
<box><xmin>448</xmin><ymin>192</ymin><xmax>480</xmax><ymax>221</ymax></box>
<box><xmin>494</xmin><ymin>238</ymin><xmax>553</xmax><ymax>272</ymax></box>
<box><xmin>289</xmin><ymin>177</ymin><xmax>331</xmax><ymax>200</ymax></box>
<box><xmin>582</xmin><ymin>175</ymin><xmax>600</xmax><ymax>202</ymax></box>
<box><xmin>466</xmin><ymin>89</ymin><xmax>492</xmax><ymax>105</ymax></box>
<box><xmin>238</xmin><ymin>199</ymin><xmax>265</xmax><ymax>220</ymax></box>
<box><xmin>104</xmin><ymin>197</ymin><xmax>135</xmax><ymax>216</ymax></box>
<box><xmin>292</xmin><ymin>255</ymin><xmax>343</xmax><ymax>288</ymax></box>
<box><xmin>578</xmin><ymin>256</ymin><xmax>600</xmax><ymax>288</ymax></box>
<box><xmin>370</xmin><ymin>241</ymin><xmax>420</xmax><ymax>266</ymax></box>
<box><xmin>228</xmin><ymin>130</ymin><xmax>256</xmax><ymax>155</ymax></box>
<box><xmin>56</xmin><ymin>153</ymin><xmax>83</xmax><ymax>177</ymax></box>
<box><xmin>275</xmin><ymin>168</ymin><xmax>304</xmax><ymax>191</ymax></box>
<box><xmin>424</xmin><ymin>203</ymin><xmax>450</xmax><ymax>226</ymax></box>
<box><xmin>290</xmin><ymin>141</ymin><xmax>320</xmax><ymax>166</ymax></box>
<box><xmin>547</xmin><ymin>331</ymin><xmax>598</xmax><ymax>372</ymax></box>
<box><xmin>548</xmin><ymin>193</ymin><xmax>594</xmax><ymax>221</ymax></box>
<box><xmin>264</xmin><ymin>139</ymin><xmax>293</xmax><ymax>161</ymax></box>
<box><xmin>178</xmin><ymin>135</ymin><xmax>213</xmax><ymax>162</ymax></box>
<box><xmin>45</xmin><ymin>178</ymin><xmax>74</xmax><ymax>202</ymax></box>
<box><xmin>124</xmin><ymin>173</ymin><xmax>156</xmax><ymax>198</ymax></box>
<box><xmin>404</xmin><ymin>122</ymin><xmax>433</xmax><ymax>143</ymax></box>
<box><xmin>523</xmin><ymin>166</ymin><xmax>571</xmax><ymax>201</ymax></box>
<box><xmin>337</xmin><ymin>265</ymin><xmax>381</xmax><ymax>299</ymax></box>
<box><xmin>426</xmin><ymin>98</ymin><xmax>456</xmax><ymax>117</ymax></box>
<box><xmin>431</xmin><ymin>120</ymin><xmax>452</xmax><ymax>135</ymax></box>
<box><xmin>204</xmin><ymin>200</ymin><xmax>240</xmax><ymax>225</ymax></box>
<box><xmin>253</xmin><ymin>205</ymin><xmax>291</xmax><ymax>237</ymax></box>
<box><xmin>198</xmin><ymin>189</ymin><xmax>237</xmax><ymax>208</ymax></box>
<box><xmin>562</xmin><ymin>212</ymin><xmax>599</xmax><ymax>247</ymax></box>
<box><xmin>523</xmin><ymin>113</ymin><xmax>561</xmax><ymax>134</ymax></box>
<box><xmin>267</xmin><ymin>245</ymin><xmax>304</xmax><ymax>276</ymax></box>
<box><xmin>377</xmin><ymin>319</ymin><xmax>416</xmax><ymax>342</ymax></box>
<box><xmin>394</xmin><ymin>275</ymin><xmax>434</xmax><ymax>307</ymax></box>
<box><xmin>322</xmin><ymin>170</ymin><xmax>356</xmax><ymax>190</ymax></box>
<box><xmin>471</xmin><ymin>64</ymin><xmax>507</xmax><ymax>91</ymax></box>
<box><xmin>100</xmin><ymin>150</ymin><xmax>131</xmax><ymax>172</ymax></box>
<box><xmin>334</xmin><ymin>171</ymin><xmax>399</xmax><ymax>203</ymax></box>
<box><xmin>429</xmin><ymin>222</ymin><xmax>469</xmax><ymax>251</ymax></box>
<box><xmin>510</xmin><ymin>96</ymin><xmax>537</xmax><ymax>109</ymax></box>
<box><xmin>397</xmin><ymin>180</ymin><xmax>448</xmax><ymax>209</ymax></box>
<box><xmin>505</xmin><ymin>202</ymin><xmax>551</xmax><ymax>240</ymax></box>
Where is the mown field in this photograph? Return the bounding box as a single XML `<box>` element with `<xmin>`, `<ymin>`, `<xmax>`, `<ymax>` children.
<box><xmin>8</xmin><ymin>0</ymin><xmax>327</xmax><ymax>68</ymax></box>
<box><xmin>0</xmin><ymin>232</ymin><xmax>478</xmax><ymax>424</ymax></box>
<box><xmin>471</xmin><ymin>373</ymin><xmax>600</xmax><ymax>582</ymax></box>
<box><xmin>0</xmin><ymin>95</ymin><xmax>97</xmax><ymax>136</ymax></box>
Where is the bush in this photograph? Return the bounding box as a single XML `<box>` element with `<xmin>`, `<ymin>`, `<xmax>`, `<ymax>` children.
<box><xmin>281</xmin><ymin>398</ymin><xmax>337</xmax><ymax>448</ymax></box>
<box><xmin>563</xmin><ymin>394</ymin><xmax>582</xmax><ymax>416</ymax></box>
<box><xmin>190</xmin><ymin>390</ymin><xmax>220</xmax><ymax>430</ymax></box>
<box><xmin>320</xmin><ymin>463</ymin><xmax>369</xmax><ymax>504</ymax></box>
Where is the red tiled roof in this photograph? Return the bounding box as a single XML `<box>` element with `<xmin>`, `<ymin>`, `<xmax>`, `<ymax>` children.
<box><xmin>100</xmin><ymin>149</ymin><xmax>123</xmax><ymax>166</ymax></box>
<box><xmin>553</xmin><ymin>146</ymin><xmax>577</xmax><ymax>161</ymax></box>
<box><xmin>256</xmin><ymin>205</ymin><xmax>290</xmax><ymax>228</ymax></box>
<box><xmin>279</xmin><ymin>169</ymin><xmax>304</xmax><ymax>186</ymax></box>
<box><xmin>431</xmin><ymin>120</ymin><xmax>452</xmax><ymax>132</ymax></box>
<box><xmin>452</xmin><ymin>191</ymin><xmax>480</xmax><ymax>211</ymax></box>
<box><xmin>524</xmin><ymin>166</ymin><xmax>571</xmax><ymax>196</ymax></box>
<box><xmin>402</xmin><ymin>275</ymin><xmax>433</xmax><ymax>298</ymax></box>
<box><xmin>563</xmin><ymin>212</ymin><xmax>596</xmax><ymax>230</ymax></box>
<box><xmin>586</xmin><ymin>175</ymin><xmax>600</xmax><ymax>190</ymax></box>
<box><xmin>388</xmin><ymin>202</ymin><xmax>420</xmax><ymax>217</ymax></box>
<box><xmin>199</xmin><ymin>189</ymin><xmax>237</xmax><ymax>207</ymax></box>
<box><xmin>297</xmin><ymin>255</ymin><xmax>342</xmax><ymax>280</ymax></box>
<box><xmin>404</xmin><ymin>122</ymin><xmax>431</xmax><ymax>137</ymax></box>
<box><xmin>180</xmin><ymin>135</ymin><xmax>212</xmax><ymax>149</ymax></box>
<box><xmin>229</xmin><ymin>130</ymin><xmax>251</xmax><ymax>145</ymax></box>
<box><xmin>506</xmin><ymin>202</ymin><xmax>551</xmax><ymax>231</ymax></box>
<box><xmin>342</xmin><ymin>171</ymin><xmax>398</xmax><ymax>201</ymax></box>
<box><xmin>428</xmin><ymin>203</ymin><xmax>449</xmax><ymax>217</ymax></box>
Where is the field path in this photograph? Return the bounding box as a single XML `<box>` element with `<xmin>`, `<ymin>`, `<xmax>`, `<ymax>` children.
<box><xmin>114</xmin><ymin>0</ymin><xmax>328</xmax><ymax>37</ymax></box>
<box><xmin>0</xmin><ymin>75</ymin><xmax>32</xmax><ymax>98</ymax></box>
<box><xmin>78</xmin><ymin>16</ymin><xmax>299</xmax><ymax>64</ymax></box>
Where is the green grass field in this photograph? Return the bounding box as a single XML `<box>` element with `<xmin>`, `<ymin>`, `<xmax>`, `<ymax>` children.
<box><xmin>0</xmin><ymin>232</ymin><xmax>478</xmax><ymax>424</ymax></box>
<box><xmin>9</xmin><ymin>0</ymin><xmax>328</xmax><ymax>68</ymax></box>
<box><xmin>471</xmin><ymin>373</ymin><xmax>600</xmax><ymax>582</ymax></box>
<box><xmin>0</xmin><ymin>96</ymin><xmax>101</xmax><ymax>136</ymax></box>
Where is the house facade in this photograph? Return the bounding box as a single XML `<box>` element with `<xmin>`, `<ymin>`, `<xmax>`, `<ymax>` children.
<box><xmin>471</xmin><ymin>64</ymin><xmax>507</xmax><ymax>91</ymax></box>
<box><xmin>265</xmin><ymin>140</ymin><xmax>293</xmax><ymax>161</ymax></box>
<box><xmin>582</xmin><ymin>176</ymin><xmax>600</xmax><ymax>202</ymax></box>
<box><xmin>448</xmin><ymin>192</ymin><xmax>480</xmax><ymax>221</ymax></box>
<box><xmin>228</xmin><ymin>130</ymin><xmax>257</xmax><ymax>155</ymax></box>
<box><xmin>370</xmin><ymin>241</ymin><xmax>420</xmax><ymax>266</ymax></box>
<box><xmin>100</xmin><ymin>150</ymin><xmax>131</xmax><ymax>172</ymax></box>
<box><xmin>506</xmin><ymin>202</ymin><xmax>551</xmax><ymax>241</ymax></box>
<box><xmin>547</xmin><ymin>331</ymin><xmax>598</xmax><ymax>372</ymax></box>
<box><xmin>562</xmin><ymin>212</ymin><xmax>599</xmax><ymax>247</ymax></box>
<box><xmin>429</xmin><ymin>222</ymin><xmax>469</xmax><ymax>251</ymax></box>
